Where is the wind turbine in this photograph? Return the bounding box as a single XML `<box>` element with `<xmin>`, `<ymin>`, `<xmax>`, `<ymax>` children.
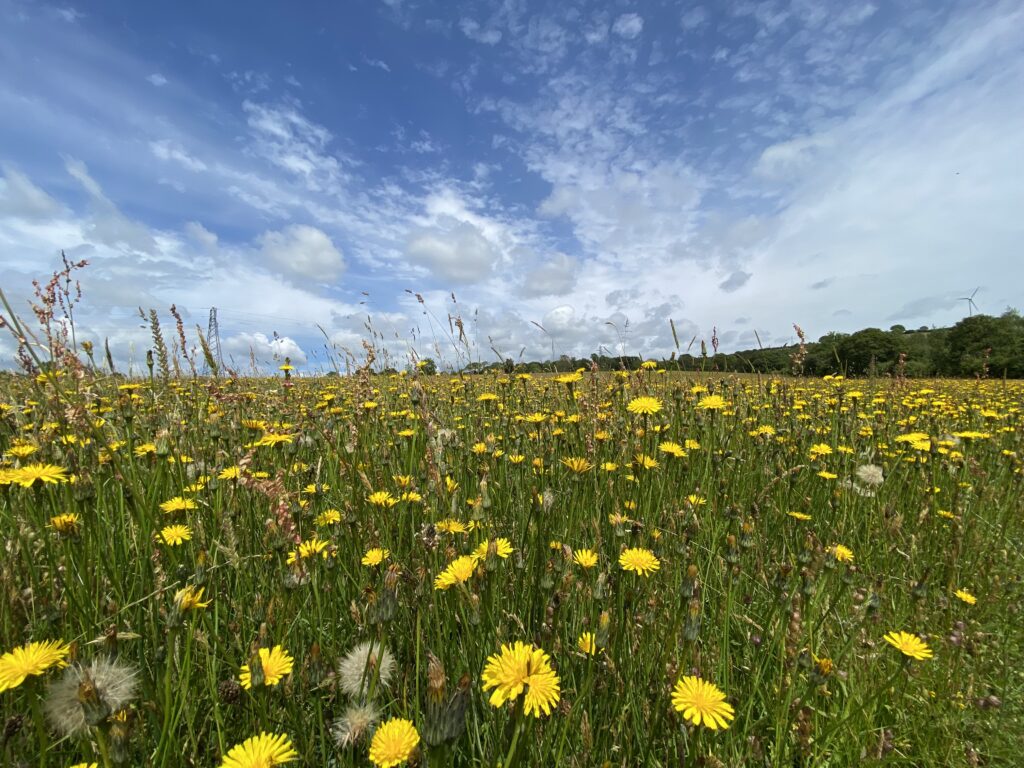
<box><xmin>958</xmin><ymin>288</ymin><xmax>980</xmax><ymax>317</ymax></box>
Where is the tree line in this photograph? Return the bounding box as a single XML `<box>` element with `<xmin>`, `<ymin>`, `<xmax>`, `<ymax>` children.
<box><xmin>443</xmin><ymin>310</ymin><xmax>1024</xmax><ymax>378</ymax></box>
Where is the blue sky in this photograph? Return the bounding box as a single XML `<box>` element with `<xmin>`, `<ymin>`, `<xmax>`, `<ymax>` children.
<box><xmin>1</xmin><ymin>0</ymin><xmax>1022</xmax><ymax>372</ymax></box>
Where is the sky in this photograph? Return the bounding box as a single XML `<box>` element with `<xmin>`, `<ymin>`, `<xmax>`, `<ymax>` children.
<box><xmin>0</xmin><ymin>0</ymin><xmax>1022</xmax><ymax>373</ymax></box>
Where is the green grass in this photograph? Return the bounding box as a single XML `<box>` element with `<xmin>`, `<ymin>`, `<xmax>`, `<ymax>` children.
<box><xmin>1</xmin><ymin>370</ymin><xmax>1022</xmax><ymax>766</ymax></box>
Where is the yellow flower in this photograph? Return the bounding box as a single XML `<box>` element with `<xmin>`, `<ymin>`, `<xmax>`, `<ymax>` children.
<box><xmin>817</xmin><ymin>470</ymin><xmax>838</xmax><ymax>480</ymax></box>
<box><xmin>159</xmin><ymin>524</ymin><xmax>192</xmax><ymax>546</ymax></box>
<box><xmin>368</xmin><ymin>491</ymin><xmax>399</xmax><ymax>508</ymax></box>
<box><xmin>0</xmin><ymin>639</ymin><xmax>71</xmax><ymax>691</ymax></box>
<box><xmin>560</xmin><ymin>456</ymin><xmax>594</xmax><ymax>473</ymax></box>
<box><xmin>362</xmin><ymin>548</ymin><xmax>390</xmax><ymax>567</ymax></box>
<box><xmin>48</xmin><ymin>513</ymin><xmax>81</xmax><ymax>534</ymax></box>
<box><xmin>240</xmin><ymin>646</ymin><xmax>294</xmax><ymax>689</ymax></box>
<box><xmin>954</xmin><ymin>589</ymin><xmax>977</xmax><ymax>606</ymax></box>
<box><xmin>159</xmin><ymin>496</ymin><xmax>197</xmax><ymax>514</ymax></box>
<box><xmin>619</xmin><ymin>547</ymin><xmax>660</xmax><ymax>576</ymax></box>
<box><xmin>830</xmin><ymin>544</ymin><xmax>854</xmax><ymax>563</ymax></box>
<box><xmin>481</xmin><ymin>641</ymin><xmax>561</xmax><ymax>717</ymax></box>
<box><xmin>696</xmin><ymin>395</ymin><xmax>727</xmax><ymax>411</ymax></box>
<box><xmin>577</xmin><ymin>632</ymin><xmax>599</xmax><ymax>656</ymax></box>
<box><xmin>286</xmin><ymin>538</ymin><xmax>331</xmax><ymax>565</ymax></box>
<box><xmin>316</xmin><ymin>509</ymin><xmax>342</xmax><ymax>526</ymax></box>
<box><xmin>433</xmin><ymin>555</ymin><xmax>477</xmax><ymax>590</ymax></box>
<box><xmin>220</xmin><ymin>732</ymin><xmax>298</xmax><ymax>767</ymax></box>
<box><xmin>573</xmin><ymin>549</ymin><xmax>598</xmax><ymax>568</ymax></box>
<box><xmin>471</xmin><ymin>538</ymin><xmax>514</xmax><ymax>562</ymax></box>
<box><xmin>671</xmin><ymin>676</ymin><xmax>735</xmax><ymax>730</ymax></box>
<box><xmin>686</xmin><ymin>494</ymin><xmax>707</xmax><ymax>507</ymax></box>
<box><xmin>218</xmin><ymin>466</ymin><xmax>241</xmax><ymax>480</ymax></box>
<box><xmin>627</xmin><ymin>396</ymin><xmax>662</xmax><ymax>415</ymax></box>
<box><xmin>882</xmin><ymin>631</ymin><xmax>933</xmax><ymax>661</ymax></box>
<box><xmin>8</xmin><ymin>463</ymin><xmax>70</xmax><ymax>487</ymax></box>
<box><xmin>174</xmin><ymin>585</ymin><xmax>211</xmax><ymax>612</ymax></box>
<box><xmin>787</xmin><ymin>511</ymin><xmax>812</xmax><ymax>521</ymax></box>
<box><xmin>659</xmin><ymin>441</ymin><xmax>685</xmax><ymax>458</ymax></box>
<box><xmin>369</xmin><ymin>718</ymin><xmax>420</xmax><ymax>768</ymax></box>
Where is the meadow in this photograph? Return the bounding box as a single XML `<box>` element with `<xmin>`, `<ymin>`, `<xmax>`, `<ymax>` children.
<box><xmin>1</xmin><ymin>363</ymin><xmax>1022</xmax><ymax>766</ymax></box>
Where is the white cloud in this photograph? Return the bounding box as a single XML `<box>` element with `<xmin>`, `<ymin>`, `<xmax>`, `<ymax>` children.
<box><xmin>517</xmin><ymin>252</ymin><xmax>578</xmax><ymax>297</ymax></box>
<box><xmin>146</xmin><ymin>73</ymin><xmax>167</xmax><ymax>87</ymax></box>
<box><xmin>222</xmin><ymin>332</ymin><xmax>307</xmax><ymax>366</ymax></box>
<box><xmin>459</xmin><ymin>18</ymin><xmax>502</xmax><ymax>45</ymax></box>
<box><xmin>611</xmin><ymin>14</ymin><xmax>644</xmax><ymax>40</ymax></box>
<box><xmin>0</xmin><ymin>168</ymin><xmax>63</xmax><ymax>220</ymax></box>
<box><xmin>258</xmin><ymin>224</ymin><xmax>345</xmax><ymax>283</ymax></box>
<box><xmin>150</xmin><ymin>140</ymin><xmax>208</xmax><ymax>172</ymax></box>
<box><xmin>406</xmin><ymin>218</ymin><xmax>498</xmax><ymax>283</ymax></box>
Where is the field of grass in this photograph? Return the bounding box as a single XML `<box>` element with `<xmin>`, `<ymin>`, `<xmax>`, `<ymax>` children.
<box><xmin>1</xmin><ymin>367</ymin><xmax>1022</xmax><ymax>766</ymax></box>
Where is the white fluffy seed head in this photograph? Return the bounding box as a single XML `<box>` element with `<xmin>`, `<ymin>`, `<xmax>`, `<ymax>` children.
<box><xmin>337</xmin><ymin>641</ymin><xmax>395</xmax><ymax>700</ymax></box>
<box><xmin>45</xmin><ymin>656</ymin><xmax>139</xmax><ymax>737</ymax></box>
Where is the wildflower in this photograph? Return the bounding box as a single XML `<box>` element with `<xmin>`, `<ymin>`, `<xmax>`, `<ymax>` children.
<box><xmin>332</xmin><ymin>702</ymin><xmax>381</xmax><ymax>748</ymax></box>
<box><xmin>787</xmin><ymin>511</ymin><xmax>812</xmax><ymax>521</ymax></box>
<box><xmin>954</xmin><ymin>589</ymin><xmax>977</xmax><ymax>606</ymax></box>
<box><xmin>369</xmin><ymin>718</ymin><xmax>420</xmax><ymax>768</ymax></box>
<box><xmin>619</xmin><ymin>548</ymin><xmax>660</xmax><ymax>576</ymax></box>
<box><xmin>316</xmin><ymin>509</ymin><xmax>342</xmax><ymax>526</ymax></box>
<box><xmin>600</xmin><ymin>462</ymin><xmax>618</xmax><ymax>472</ymax></box>
<box><xmin>49</xmin><ymin>513</ymin><xmax>81</xmax><ymax>534</ymax></box>
<box><xmin>8</xmin><ymin>463</ymin><xmax>70</xmax><ymax>487</ymax></box>
<box><xmin>696</xmin><ymin>395</ymin><xmax>727</xmax><ymax>411</ymax></box>
<box><xmin>560</xmin><ymin>457</ymin><xmax>594</xmax><ymax>473</ymax></box>
<box><xmin>817</xmin><ymin>471</ymin><xmax>838</xmax><ymax>480</ymax></box>
<box><xmin>220</xmin><ymin>732</ymin><xmax>298</xmax><ymax>767</ymax></box>
<box><xmin>338</xmin><ymin>641</ymin><xmax>395</xmax><ymax>699</ymax></box>
<box><xmin>434</xmin><ymin>556</ymin><xmax>477</xmax><ymax>590</ymax></box>
<box><xmin>634</xmin><ymin>453</ymin><xmax>659</xmax><ymax>470</ymax></box>
<box><xmin>255</xmin><ymin>433</ymin><xmax>294</xmax><ymax>447</ymax></box>
<box><xmin>809</xmin><ymin>443</ymin><xmax>833</xmax><ymax>458</ymax></box>
<box><xmin>626</xmin><ymin>396</ymin><xmax>662</xmax><ymax>415</ymax></box>
<box><xmin>659</xmin><ymin>441</ymin><xmax>685</xmax><ymax>458</ymax></box>
<box><xmin>481</xmin><ymin>641</ymin><xmax>561</xmax><ymax>717</ymax></box>
<box><xmin>368</xmin><ymin>491</ymin><xmax>399</xmax><ymax>508</ymax></box>
<box><xmin>174</xmin><ymin>585</ymin><xmax>211</xmax><ymax>612</ymax></box>
<box><xmin>0</xmin><ymin>640</ymin><xmax>71</xmax><ymax>691</ymax></box>
<box><xmin>218</xmin><ymin>466</ymin><xmax>241</xmax><ymax>480</ymax></box>
<box><xmin>45</xmin><ymin>657</ymin><xmax>139</xmax><ymax>736</ymax></box>
<box><xmin>362</xmin><ymin>548</ymin><xmax>390</xmax><ymax>567</ymax></box>
<box><xmin>830</xmin><ymin>544</ymin><xmax>854</xmax><ymax>563</ymax></box>
<box><xmin>159</xmin><ymin>524</ymin><xmax>192</xmax><ymax>546</ymax></box>
<box><xmin>577</xmin><ymin>632</ymin><xmax>598</xmax><ymax>656</ymax></box>
<box><xmin>573</xmin><ymin>549</ymin><xmax>598</xmax><ymax>568</ymax></box>
<box><xmin>471</xmin><ymin>538</ymin><xmax>513</xmax><ymax>562</ymax></box>
<box><xmin>286</xmin><ymin>538</ymin><xmax>331</xmax><ymax>565</ymax></box>
<box><xmin>855</xmin><ymin>464</ymin><xmax>884</xmax><ymax>486</ymax></box>
<box><xmin>240</xmin><ymin>646</ymin><xmax>294</xmax><ymax>690</ymax></box>
<box><xmin>671</xmin><ymin>676</ymin><xmax>735</xmax><ymax>730</ymax></box>
<box><xmin>554</xmin><ymin>372</ymin><xmax>583</xmax><ymax>385</ymax></box>
<box><xmin>883</xmin><ymin>631</ymin><xmax>933</xmax><ymax>661</ymax></box>
<box><xmin>686</xmin><ymin>494</ymin><xmax>707</xmax><ymax>507</ymax></box>
<box><xmin>159</xmin><ymin>496</ymin><xmax>197</xmax><ymax>514</ymax></box>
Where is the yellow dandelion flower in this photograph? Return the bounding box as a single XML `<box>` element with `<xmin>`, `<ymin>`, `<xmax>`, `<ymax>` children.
<box><xmin>362</xmin><ymin>548</ymin><xmax>390</xmax><ymax>567</ymax></box>
<box><xmin>671</xmin><ymin>676</ymin><xmax>735</xmax><ymax>730</ymax></box>
<box><xmin>577</xmin><ymin>632</ymin><xmax>599</xmax><ymax>656</ymax></box>
<box><xmin>220</xmin><ymin>732</ymin><xmax>297</xmax><ymax>768</ymax></box>
<box><xmin>433</xmin><ymin>555</ymin><xmax>477</xmax><ymax>590</ymax></box>
<box><xmin>174</xmin><ymin>585</ymin><xmax>211</xmax><ymax>612</ymax></box>
<box><xmin>954</xmin><ymin>589</ymin><xmax>977</xmax><ymax>606</ymax></box>
<box><xmin>627</xmin><ymin>396</ymin><xmax>662</xmax><ymax>415</ymax></box>
<box><xmin>696</xmin><ymin>395</ymin><xmax>727</xmax><ymax>411</ymax></box>
<box><xmin>830</xmin><ymin>544</ymin><xmax>854</xmax><ymax>563</ymax></box>
<box><xmin>619</xmin><ymin>547</ymin><xmax>660</xmax><ymax>576</ymax></box>
<box><xmin>159</xmin><ymin>496</ymin><xmax>197</xmax><ymax>514</ymax></box>
<box><xmin>481</xmin><ymin>641</ymin><xmax>561</xmax><ymax>717</ymax></box>
<box><xmin>882</xmin><ymin>631</ymin><xmax>933</xmax><ymax>661</ymax></box>
<box><xmin>573</xmin><ymin>549</ymin><xmax>598</xmax><ymax>568</ymax></box>
<box><xmin>0</xmin><ymin>639</ymin><xmax>71</xmax><ymax>691</ymax></box>
<box><xmin>240</xmin><ymin>646</ymin><xmax>294</xmax><ymax>689</ymax></box>
<box><xmin>159</xmin><ymin>524</ymin><xmax>192</xmax><ymax>546</ymax></box>
<box><xmin>369</xmin><ymin>718</ymin><xmax>420</xmax><ymax>768</ymax></box>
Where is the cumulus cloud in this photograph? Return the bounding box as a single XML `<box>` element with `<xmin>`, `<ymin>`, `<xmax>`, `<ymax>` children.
<box><xmin>611</xmin><ymin>13</ymin><xmax>644</xmax><ymax>39</ymax></box>
<box><xmin>718</xmin><ymin>270</ymin><xmax>752</xmax><ymax>292</ymax></box>
<box><xmin>222</xmin><ymin>332</ymin><xmax>307</xmax><ymax>367</ymax></box>
<box><xmin>517</xmin><ymin>252</ymin><xmax>578</xmax><ymax>297</ymax></box>
<box><xmin>258</xmin><ymin>224</ymin><xmax>345</xmax><ymax>283</ymax></box>
<box><xmin>406</xmin><ymin>218</ymin><xmax>498</xmax><ymax>283</ymax></box>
